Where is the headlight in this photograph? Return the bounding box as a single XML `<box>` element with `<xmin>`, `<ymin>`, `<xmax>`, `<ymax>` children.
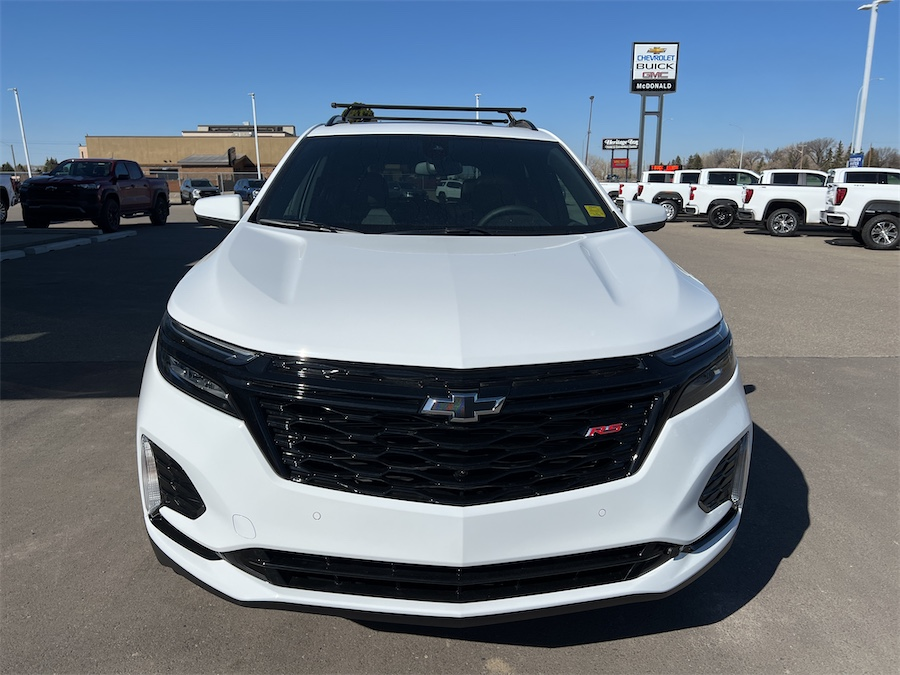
<box><xmin>156</xmin><ymin>313</ymin><xmax>258</xmax><ymax>416</ymax></box>
<box><xmin>192</xmin><ymin>189</ymin><xmax>201</xmax><ymax>198</ymax></box>
<box><xmin>658</xmin><ymin>320</ymin><xmax>737</xmax><ymax>416</ymax></box>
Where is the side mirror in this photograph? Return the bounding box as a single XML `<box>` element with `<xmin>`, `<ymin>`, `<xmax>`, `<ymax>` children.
<box><xmin>193</xmin><ymin>194</ymin><xmax>243</xmax><ymax>230</ymax></box>
<box><xmin>620</xmin><ymin>199</ymin><xmax>667</xmax><ymax>233</ymax></box>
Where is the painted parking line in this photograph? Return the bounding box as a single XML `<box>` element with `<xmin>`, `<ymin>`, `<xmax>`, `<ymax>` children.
<box><xmin>1</xmin><ymin>230</ymin><xmax>136</xmax><ymax>261</ymax></box>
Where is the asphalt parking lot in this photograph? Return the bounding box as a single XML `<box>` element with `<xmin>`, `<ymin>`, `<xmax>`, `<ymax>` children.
<box><xmin>1</xmin><ymin>203</ymin><xmax>897</xmax><ymax>674</ymax></box>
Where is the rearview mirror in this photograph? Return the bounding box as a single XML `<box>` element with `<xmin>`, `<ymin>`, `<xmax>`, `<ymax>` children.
<box><xmin>415</xmin><ymin>160</ymin><xmax>463</xmax><ymax>176</ymax></box>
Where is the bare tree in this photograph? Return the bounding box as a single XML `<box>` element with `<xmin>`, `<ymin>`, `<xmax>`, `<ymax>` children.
<box><xmin>703</xmin><ymin>147</ymin><xmax>735</xmax><ymax>168</ymax></box>
<box><xmin>864</xmin><ymin>146</ymin><xmax>900</xmax><ymax>168</ymax></box>
<box><xmin>585</xmin><ymin>154</ymin><xmax>610</xmax><ymax>180</ymax></box>
<box><xmin>803</xmin><ymin>138</ymin><xmax>835</xmax><ymax>170</ymax></box>
<box><xmin>742</xmin><ymin>150</ymin><xmax>767</xmax><ymax>173</ymax></box>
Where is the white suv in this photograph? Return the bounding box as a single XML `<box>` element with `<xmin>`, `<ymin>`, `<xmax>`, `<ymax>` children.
<box><xmin>138</xmin><ymin>103</ymin><xmax>752</xmax><ymax>625</ymax></box>
<box><xmin>435</xmin><ymin>178</ymin><xmax>463</xmax><ymax>201</ymax></box>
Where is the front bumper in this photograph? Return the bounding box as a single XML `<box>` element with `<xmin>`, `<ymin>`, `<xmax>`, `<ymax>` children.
<box><xmin>137</xmin><ymin>340</ymin><xmax>752</xmax><ymax>624</ymax></box>
<box><xmin>21</xmin><ymin>196</ymin><xmax>102</xmax><ymax>220</ymax></box>
<box><xmin>682</xmin><ymin>205</ymin><xmax>698</xmax><ymax>216</ymax></box>
<box><xmin>736</xmin><ymin>209</ymin><xmax>757</xmax><ymax>222</ymax></box>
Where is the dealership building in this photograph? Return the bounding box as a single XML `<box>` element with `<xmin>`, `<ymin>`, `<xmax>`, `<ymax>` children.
<box><xmin>78</xmin><ymin>123</ymin><xmax>299</xmax><ymax>191</ymax></box>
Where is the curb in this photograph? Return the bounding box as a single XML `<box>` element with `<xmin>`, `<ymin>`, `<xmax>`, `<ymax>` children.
<box><xmin>1</xmin><ymin>230</ymin><xmax>137</xmax><ymax>261</ymax></box>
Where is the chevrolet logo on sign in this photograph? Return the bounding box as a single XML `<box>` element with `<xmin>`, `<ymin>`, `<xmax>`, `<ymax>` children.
<box><xmin>421</xmin><ymin>392</ymin><xmax>506</xmax><ymax>423</ymax></box>
<box><xmin>647</xmin><ymin>47</ymin><xmax>667</xmax><ymax>54</ymax></box>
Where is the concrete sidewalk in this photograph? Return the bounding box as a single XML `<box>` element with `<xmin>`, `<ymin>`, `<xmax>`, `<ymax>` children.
<box><xmin>1</xmin><ymin>204</ymin><xmax>136</xmax><ymax>260</ymax></box>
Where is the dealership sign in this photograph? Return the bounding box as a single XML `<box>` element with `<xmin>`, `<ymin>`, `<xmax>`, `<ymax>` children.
<box><xmin>603</xmin><ymin>138</ymin><xmax>639</xmax><ymax>150</ymax></box>
<box><xmin>632</xmin><ymin>43</ymin><xmax>679</xmax><ymax>93</ymax></box>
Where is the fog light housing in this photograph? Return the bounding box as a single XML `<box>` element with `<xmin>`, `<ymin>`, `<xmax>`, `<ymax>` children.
<box><xmin>699</xmin><ymin>432</ymin><xmax>751</xmax><ymax>513</ymax></box>
<box><xmin>141</xmin><ymin>434</ymin><xmax>162</xmax><ymax>514</ymax></box>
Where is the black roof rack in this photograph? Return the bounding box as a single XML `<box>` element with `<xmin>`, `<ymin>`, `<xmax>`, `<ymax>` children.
<box><xmin>327</xmin><ymin>102</ymin><xmax>537</xmax><ymax>130</ymax></box>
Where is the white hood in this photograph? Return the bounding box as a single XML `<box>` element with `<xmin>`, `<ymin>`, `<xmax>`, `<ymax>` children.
<box><xmin>168</xmin><ymin>223</ymin><xmax>721</xmax><ymax>369</ymax></box>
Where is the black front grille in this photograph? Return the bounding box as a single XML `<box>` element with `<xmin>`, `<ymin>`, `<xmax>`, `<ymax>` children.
<box><xmin>227</xmin><ymin>357</ymin><xmax>673</xmax><ymax>506</ymax></box>
<box><xmin>223</xmin><ymin>542</ymin><xmax>679</xmax><ymax>603</ymax></box>
<box><xmin>157</xmin><ymin>314</ymin><xmax>730</xmax><ymax>508</ymax></box>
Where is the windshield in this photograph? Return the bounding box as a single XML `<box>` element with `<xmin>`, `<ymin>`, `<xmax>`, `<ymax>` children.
<box><xmin>249</xmin><ymin>180</ymin><xmax>265</xmax><ymax>188</ymax></box>
<box><xmin>191</xmin><ymin>179</ymin><xmax>214</xmax><ymax>187</ymax></box>
<box><xmin>50</xmin><ymin>161</ymin><xmax>112</xmax><ymax>178</ymax></box>
<box><xmin>252</xmin><ymin>135</ymin><xmax>623</xmax><ymax>235</ymax></box>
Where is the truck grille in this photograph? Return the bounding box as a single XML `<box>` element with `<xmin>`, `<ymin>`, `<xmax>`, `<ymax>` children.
<box><xmin>227</xmin><ymin>357</ymin><xmax>675</xmax><ymax>507</ymax></box>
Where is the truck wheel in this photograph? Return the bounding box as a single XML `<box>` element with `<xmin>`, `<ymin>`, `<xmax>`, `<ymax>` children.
<box><xmin>23</xmin><ymin>208</ymin><xmax>49</xmax><ymax>229</ymax></box>
<box><xmin>97</xmin><ymin>198</ymin><xmax>121</xmax><ymax>233</ymax></box>
<box><xmin>658</xmin><ymin>200</ymin><xmax>678</xmax><ymax>222</ymax></box>
<box><xmin>766</xmin><ymin>208</ymin><xmax>801</xmax><ymax>237</ymax></box>
<box><xmin>708</xmin><ymin>204</ymin><xmax>735</xmax><ymax>229</ymax></box>
<box><xmin>150</xmin><ymin>195</ymin><xmax>169</xmax><ymax>226</ymax></box>
<box><xmin>860</xmin><ymin>214</ymin><xmax>899</xmax><ymax>250</ymax></box>
<box><xmin>850</xmin><ymin>230</ymin><xmax>864</xmax><ymax>244</ymax></box>
<box><xmin>0</xmin><ymin>195</ymin><xmax>8</xmax><ymax>224</ymax></box>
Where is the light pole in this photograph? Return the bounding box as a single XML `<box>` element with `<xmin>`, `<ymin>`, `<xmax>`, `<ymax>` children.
<box><xmin>851</xmin><ymin>77</ymin><xmax>884</xmax><ymax>152</ymax></box>
<box><xmin>475</xmin><ymin>93</ymin><xmax>481</xmax><ymax>120</ymax></box>
<box><xmin>8</xmin><ymin>87</ymin><xmax>33</xmax><ymax>177</ymax></box>
<box><xmin>249</xmin><ymin>92</ymin><xmax>262</xmax><ymax>180</ymax></box>
<box><xmin>854</xmin><ymin>0</ymin><xmax>892</xmax><ymax>153</ymax></box>
<box><xmin>584</xmin><ymin>95</ymin><xmax>594</xmax><ymax>164</ymax></box>
<box><xmin>729</xmin><ymin>123</ymin><xmax>744</xmax><ymax>169</ymax></box>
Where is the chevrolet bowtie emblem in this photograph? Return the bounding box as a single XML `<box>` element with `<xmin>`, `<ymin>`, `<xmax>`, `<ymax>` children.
<box><xmin>421</xmin><ymin>392</ymin><xmax>506</xmax><ymax>423</ymax></box>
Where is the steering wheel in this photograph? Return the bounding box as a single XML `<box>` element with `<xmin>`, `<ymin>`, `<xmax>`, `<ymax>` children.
<box><xmin>476</xmin><ymin>205</ymin><xmax>544</xmax><ymax>229</ymax></box>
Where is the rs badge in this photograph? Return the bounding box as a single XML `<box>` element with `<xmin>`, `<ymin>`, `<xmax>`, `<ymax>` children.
<box><xmin>585</xmin><ymin>423</ymin><xmax>624</xmax><ymax>437</ymax></box>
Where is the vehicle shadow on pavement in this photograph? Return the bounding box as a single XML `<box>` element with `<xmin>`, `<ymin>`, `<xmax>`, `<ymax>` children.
<box><xmin>0</xmin><ymin>221</ymin><xmax>227</xmax><ymax>400</ymax></box>
<box><xmin>361</xmin><ymin>421</ymin><xmax>810</xmax><ymax>646</ymax></box>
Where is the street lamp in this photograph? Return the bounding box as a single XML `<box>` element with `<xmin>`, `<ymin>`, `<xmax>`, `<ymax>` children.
<box><xmin>475</xmin><ymin>93</ymin><xmax>481</xmax><ymax>120</ymax></box>
<box><xmin>851</xmin><ymin>77</ymin><xmax>884</xmax><ymax>152</ymax></box>
<box><xmin>853</xmin><ymin>0</ymin><xmax>893</xmax><ymax>153</ymax></box>
<box><xmin>8</xmin><ymin>87</ymin><xmax>33</xmax><ymax>177</ymax></box>
<box><xmin>729</xmin><ymin>123</ymin><xmax>744</xmax><ymax>169</ymax></box>
<box><xmin>584</xmin><ymin>95</ymin><xmax>595</xmax><ymax>164</ymax></box>
<box><xmin>248</xmin><ymin>92</ymin><xmax>262</xmax><ymax>180</ymax></box>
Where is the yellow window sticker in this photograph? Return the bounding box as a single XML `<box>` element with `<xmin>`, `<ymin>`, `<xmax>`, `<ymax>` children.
<box><xmin>585</xmin><ymin>205</ymin><xmax>606</xmax><ymax>217</ymax></box>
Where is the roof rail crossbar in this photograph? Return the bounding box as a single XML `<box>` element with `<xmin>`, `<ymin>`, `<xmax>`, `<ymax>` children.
<box><xmin>329</xmin><ymin>102</ymin><xmax>534</xmax><ymax>129</ymax></box>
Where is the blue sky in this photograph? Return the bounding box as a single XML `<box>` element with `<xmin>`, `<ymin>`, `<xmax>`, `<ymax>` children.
<box><xmin>1</xmin><ymin>0</ymin><xmax>898</xmax><ymax>168</ymax></box>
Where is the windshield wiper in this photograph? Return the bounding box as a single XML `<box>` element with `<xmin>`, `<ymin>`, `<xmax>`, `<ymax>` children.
<box><xmin>256</xmin><ymin>218</ymin><xmax>356</xmax><ymax>233</ymax></box>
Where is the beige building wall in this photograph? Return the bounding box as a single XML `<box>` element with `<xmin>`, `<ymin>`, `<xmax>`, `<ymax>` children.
<box><xmin>82</xmin><ymin>136</ymin><xmax>298</xmax><ymax>171</ymax></box>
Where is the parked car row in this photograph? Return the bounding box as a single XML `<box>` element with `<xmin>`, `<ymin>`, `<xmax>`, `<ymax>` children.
<box><xmin>620</xmin><ymin>165</ymin><xmax>898</xmax><ymax>250</ymax></box>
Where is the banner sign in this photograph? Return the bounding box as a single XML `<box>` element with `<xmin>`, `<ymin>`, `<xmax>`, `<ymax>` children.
<box><xmin>603</xmin><ymin>138</ymin><xmax>639</xmax><ymax>150</ymax></box>
<box><xmin>611</xmin><ymin>158</ymin><xmax>630</xmax><ymax>169</ymax></box>
<box><xmin>632</xmin><ymin>43</ymin><xmax>679</xmax><ymax>93</ymax></box>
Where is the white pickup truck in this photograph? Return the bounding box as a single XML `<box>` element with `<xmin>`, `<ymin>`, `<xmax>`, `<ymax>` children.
<box><xmin>819</xmin><ymin>167</ymin><xmax>900</xmax><ymax>250</ymax></box>
<box><xmin>683</xmin><ymin>169</ymin><xmax>761</xmax><ymax>228</ymax></box>
<box><xmin>597</xmin><ymin>170</ymin><xmax>672</xmax><ymax>204</ymax></box>
<box><xmin>634</xmin><ymin>169</ymin><xmax>701</xmax><ymax>221</ymax></box>
<box><xmin>736</xmin><ymin>169</ymin><xmax>828</xmax><ymax>236</ymax></box>
<box><xmin>1</xmin><ymin>173</ymin><xmax>19</xmax><ymax>224</ymax></box>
